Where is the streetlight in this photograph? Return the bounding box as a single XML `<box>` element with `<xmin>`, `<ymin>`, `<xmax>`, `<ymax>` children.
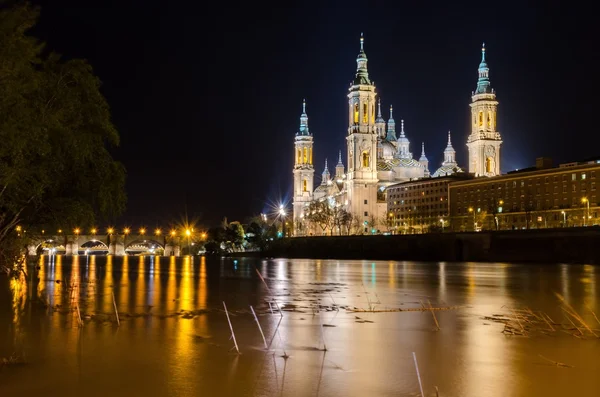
<box><xmin>139</xmin><ymin>227</ymin><xmax>146</xmax><ymax>235</ymax></box>
<box><xmin>74</xmin><ymin>228</ymin><xmax>80</xmax><ymax>236</ymax></box>
<box><xmin>185</xmin><ymin>229</ymin><xmax>192</xmax><ymax>256</ymax></box>
<box><xmin>123</xmin><ymin>227</ymin><xmax>130</xmax><ymax>236</ymax></box>
<box><xmin>561</xmin><ymin>211</ymin><xmax>566</xmax><ymax>227</ymax></box>
<box><xmin>279</xmin><ymin>205</ymin><xmax>287</xmax><ymax>237</ymax></box>
<box><xmin>440</xmin><ymin>218</ymin><xmax>445</xmax><ymax>232</ymax></box>
<box><xmin>91</xmin><ymin>228</ymin><xmax>97</xmax><ymax>235</ymax></box>
<box><xmin>582</xmin><ymin>197</ymin><xmax>590</xmax><ymax>226</ymax></box>
<box><xmin>107</xmin><ymin>227</ymin><xmax>114</xmax><ymax>235</ymax></box>
<box><xmin>170</xmin><ymin>230</ymin><xmax>176</xmax><ymax>237</ymax></box>
<box><xmin>155</xmin><ymin>228</ymin><xmax>161</xmax><ymax>236</ymax></box>
<box><xmin>468</xmin><ymin>207</ymin><xmax>476</xmax><ymax>231</ymax></box>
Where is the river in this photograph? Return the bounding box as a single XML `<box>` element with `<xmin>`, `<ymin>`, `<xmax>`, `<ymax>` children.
<box><xmin>1</xmin><ymin>256</ymin><xmax>599</xmax><ymax>396</ymax></box>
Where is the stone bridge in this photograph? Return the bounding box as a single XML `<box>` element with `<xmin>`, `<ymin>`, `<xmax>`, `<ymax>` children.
<box><xmin>27</xmin><ymin>234</ymin><xmax>182</xmax><ymax>256</ymax></box>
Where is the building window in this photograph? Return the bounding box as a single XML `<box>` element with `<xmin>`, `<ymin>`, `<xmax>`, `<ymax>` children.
<box><xmin>572</xmin><ymin>185</ymin><xmax>576</xmax><ymax>192</ymax></box>
<box><xmin>364</xmin><ymin>211</ymin><xmax>368</xmax><ymax>217</ymax></box>
<box><xmin>478</xmin><ymin>111</ymin><xmax>483</xmax><ymax>127</ymax></box>
<box><xmin>364</xmin><ymin>199</ymin><xmax>368</xmax><ymax>205</ymax></box>
<box><xmin>309</xmin><ymin>148</ymin><xmax>312</xmax><ymax>164</ymax></box>
<box><xmin>363</xmin><ymin>103</ymin><xmax>368</xmax><ymax>123</ymax></box>
<box><xmin>297</xmin><ymin>149</ymin><xmax>301</xmax><ymax>164</ymax></box>
<box><xmin>572</xmin><ymin>173</ymin><xmax>576</xmax><ymax>181</ymax></box>
<box><xmin>592</xmin><ymin>182</ymin><xmax>596</xmax><ymax>191</ymax></box>
<box><xmin>303</xmin><ymin>147</ymin><xmax>308</xmax><ymax>163</ymax></box>
<box><xmin>592</xmin><ymin>171</ymin><xmax>596</xmax><ymax>179</ymax></box>
<box><xmin>487</xmin><ymin>111</ymin><xmax>492</xmax><ymax>127</ymax></box>
<box><xmin>582</xmin><ymin>173</ymin><xmax>587</xmax><ymax>180</ymax></box>
<box><xmin>362</xmin><ymin>151</ymin><xmax>370</xmax><ymax>168</ymax></box>
<box><xmin>486</xmin><ymin>157</ymin><xmax>493</xmax><ymax>173</ymax></box>
<box><xmin>354</xmin><ymin>103</ymin><xmax>359</xmax><ymax>124</ymax></box>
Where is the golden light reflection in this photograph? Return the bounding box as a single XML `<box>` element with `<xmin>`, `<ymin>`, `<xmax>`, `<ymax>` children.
<box><xmin>136</xmin><ymin>255</ymin><xmax>145</xmax><ymax>311</ymax></box>
<box><xmin>582</xmin><ymin>264</ymin><xmax>596</xmax><ymax>310</ymax></box>
<box><xmin>103</xmin><ymin>255</ymin><xmax>114</xmax><ymax>313</ymax></box>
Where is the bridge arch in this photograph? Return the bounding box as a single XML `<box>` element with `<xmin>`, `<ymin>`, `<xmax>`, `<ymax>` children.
<box><xmin>33</xmin><ymin>239</ymin><xmax>66</xmax><ymax>255</ymax></box>
<box><xmin>79</xmin><ymin>239</ymin><xmax>109</xmax><ymax>254</ymax></box>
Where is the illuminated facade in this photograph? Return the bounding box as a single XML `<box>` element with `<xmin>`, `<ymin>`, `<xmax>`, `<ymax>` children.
<box><xmin>449</xmin><ymin>158</ymin><xmax>600</xmax><ymax>230</ymax></box>
<box><xmin>292</xmin><ymin>99</ymin><xmax>315</xmax><ymax>226</ymax></box>
<box><xmin>292</xmin><ymin>36</ymin><xmax>495</xmax><ymax>235</ymax></box>
<box><xmin>467</xmin><ymin>44</ymin><xmax>502</xmax><ymax>177</ymax></box>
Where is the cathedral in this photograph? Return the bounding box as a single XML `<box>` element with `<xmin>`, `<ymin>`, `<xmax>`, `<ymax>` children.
<box><xmin>292</xmin><ymin>35</ymin><xmax>502</xmax><ymax>235</ymax></box>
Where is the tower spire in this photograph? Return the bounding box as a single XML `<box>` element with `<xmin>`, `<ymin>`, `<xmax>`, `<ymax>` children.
<box><xmin>386</xmin><ymin>104</ymin><xmax>396</xmax><ymax>141</ymax></box>
<box><xmin>419</xmin><ymin>141</ymin><xmax>429</xmax><ymax>176</ymax></box>
<box><xmin>321</xmin><ymin>158</ymin><xmax>330</xmax><ymax>184</ymax></box>
<box><xmin>298</xmin><ymin>99</ymin><xmax>310</xmax><ymax>136</ymax></box>
<box><xmin>475</xmin><ymin>42</ymin><xmax>491</xmax><ymax>94</ymax></box>
<box><xmin>377</xmin><ymin>98</ymin><xmax>382</xmax><ymax>118</ymax></box>
<box><xmin>337</xmin><ymin>150</ymin><xmax>343</xmax><ymax>165</ymax></box>
<box><xmin>353</xmin><ymin>33</ymin><xmax>370</xmax><ymax>85</ymax></box>
<box><xmin>443</xmin><ymin>130</ymin><xmax>457</xmax><ymax>166</ymax></box>
<box><xmin>400</xmin><ymin>119</ymin><xmax>405</xmax><ymax>137</ymax></box>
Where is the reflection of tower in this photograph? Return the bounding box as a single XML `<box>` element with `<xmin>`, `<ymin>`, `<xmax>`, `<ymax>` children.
<box><xmin>467</xmin><ymin>43</ymin><xmax>502</xmax><ymax>177</ymax></box>
<box><xmin>346</xmin><ymin>33</ymin><xmax>379</xmax><ymax>224</ymax></box>
<box><xmin>292</xmin><ymin>100</ymin><xmax>314</xmax><ymax>235</ymax></box>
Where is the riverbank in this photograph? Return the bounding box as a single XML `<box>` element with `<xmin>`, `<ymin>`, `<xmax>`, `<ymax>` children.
<box><xmin>263</xmin><ymin>227</ymin><xmax>600</xmax><ymax>263</ymax></box>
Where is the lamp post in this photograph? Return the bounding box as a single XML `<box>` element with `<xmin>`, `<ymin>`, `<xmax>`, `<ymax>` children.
<box><xmin>582</xmin><ymin>197</ymin><xmax>590</xmax><ymax>226</ymax></box>
<box><xmin>561</xmin><ymin>211</ymin><xmax>566</xmax><ymax>227</ymax></box>
<box><xmin>439</xmin><ymin>218</ymin><xmax>445</xmax><ymax>232</ymax></box>
<box><xmin>185</xmin><ymin>229</ymin><xmax>192</xmax><ymax>256</ymax></box>
<box><xmin>468</xmin><ymin>207</ymin><xmax>476</xmax><ymax>231</ymax></box>
<box><xmin>279</xmin><ymin>205</ymin><xmax>286</xmax><ymax>237</ymax></box>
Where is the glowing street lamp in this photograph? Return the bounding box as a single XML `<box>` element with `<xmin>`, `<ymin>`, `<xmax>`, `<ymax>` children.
<box><xmin>582</xmin><ymin>197</ymin><xmax>590</xmax><ymax>226</ymax></box>
<box><xmin>155</xmin><ymin>228</ymin><xmax>161</xmax><ymax>236</ymax></box>
<box><xmin>74</xmin><ymin>228</ymin><xmax>80</xmax><ymax>236</ymax></box>
<box><xmin>440</xmin><ymin>218</ymin><xmax>445</xmax><ymax>232</ymax></box>
<box><xmin>123</xmin><ymin>227</ymin><xmax>130</xmax><ymax>236</ymax></box>
<box><xmin>170</xmin><ymin>230</ymin><xmax>176</xmax><ymax>237</ymax></box>
<box><xmin>468</xmin><ymin>207</ymin><xmax>476</xmax><ymax>231</ymax></box>
<box><xmin>185</xmin><ymin>229</ymin><xmax>192</xmax><ymax>256</ymax></box>
<box><xmin>561</xmin><ymin>211</ymin><xmax>566</xmax><ymax>227</ymax></box>
<box><xmin>91</xmin><ymin>228</ymin><xmax>97</xmax><ymax>235</ymax></box>
<box><xmin>139</xmin><ymin>227</ymin><xmax>146</xmax><ymax>235</ymax></box>
<box><xmin>107</xmin><ymin>227</ymin><xmax>114</xmax><ymax>235</ymax></box>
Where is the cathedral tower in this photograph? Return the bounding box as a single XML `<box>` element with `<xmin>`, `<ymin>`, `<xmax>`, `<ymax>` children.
<box><xmin>419</xmin><ymin>142</ymin><xmax>430</xmax><ymax>177</ymax></box>
<box><xmin>346</xmin><ymin>33</ymin><xmax>379</xmax><ymax>224</ymax></box>
<box><xmin>467</xmin><ymin>43</ymin><xmax>502</xmax><ymax>176</ymax></box>
<box><xmin>292</xmin><ymin>99</ymin><xmax>314</xmax><ymax>235</ymax></box>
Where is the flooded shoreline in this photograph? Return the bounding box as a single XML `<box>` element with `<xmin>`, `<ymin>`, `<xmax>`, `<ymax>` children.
<box><xmin>1</xmin><ymin>256</ymin><xmax>599</xmax><ymax>396</ymax></box>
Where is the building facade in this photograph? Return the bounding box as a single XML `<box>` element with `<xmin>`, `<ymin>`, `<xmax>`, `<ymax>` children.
<box><xmin>292</xmin><ymin>36</ymin><xmax>496</xmax><ymax>235</ymax></box>
<box><xmin>386</xmin><ymin>174</ymin><xmax>473</xmax><ymax>234</ymax></box>
<box><xmin>448</xmin><ymin>159</ymin><xmax>600</xmax><ymax>231</ymax></box>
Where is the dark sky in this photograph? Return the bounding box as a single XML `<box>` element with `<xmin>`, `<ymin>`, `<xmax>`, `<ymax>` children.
<box><xmin>29</xmin><ymin>0</ymin><xmax>598</xmax><ymax>227</ymax></box>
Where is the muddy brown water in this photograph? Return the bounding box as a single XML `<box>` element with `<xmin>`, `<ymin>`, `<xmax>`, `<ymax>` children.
<box><xmin>1</xmin><ymin>255</ymin><xmax>599</xmax><ymax>396</ymax></box>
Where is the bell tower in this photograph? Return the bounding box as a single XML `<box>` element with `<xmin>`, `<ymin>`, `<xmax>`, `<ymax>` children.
<box><xmin>467</xmin><ymin>43</ymin><xmax>502</xmax><ymax>177</ymax></box>
<box><xmin>292</xmin><ymin>99</ymin><xmax>314</xmax><ymax>235</ymax></box>
<box><xmin>346</xmin><ymin>33</ymin><xmax>379</xmax><ymax>226</ymax></box>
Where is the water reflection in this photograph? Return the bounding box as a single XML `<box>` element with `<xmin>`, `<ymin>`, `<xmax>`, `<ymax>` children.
<box><xmin>1</xmin><ymin>257</ymin><xmax>599</xmax><ymax>397</ymax></box>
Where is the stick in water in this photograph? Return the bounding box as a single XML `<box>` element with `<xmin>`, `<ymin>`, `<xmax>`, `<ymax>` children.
<box><xmin>76</xmin><ymin>302</ymin><xmax>83</xmax><ymax>327</ymax></box>
<box><xmin>412</xmin><ymin>352</ymin><xmax>425</xmax><ymax>397</ymax></box>
<box><xmin>111</xmin><ymin>290</ymin><xmax>120</xmax><ymax>326</ymax></box>
<box><xmin>223</xmin><ymin>301</ymin><xmax>240</xmax><ymax>354</ymax></box>
<box><xmin>319</xmin><ymin>312</ymin><xmax>328</xmax><ymax>351</ymax></box>
<box><xmin>250</xmin><ymin>305</ymin><xmax>268</xmax><ymax>349</ymax></box>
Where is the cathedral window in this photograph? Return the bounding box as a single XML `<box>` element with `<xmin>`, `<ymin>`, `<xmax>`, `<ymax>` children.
<box><xmin>303</xmin><ymin>179</ymin><xmax>307</xmax><ymax>192</ymax></box>
<box><xmin>354</xmin><ymin>103</ymin><xmax>359</xmax><ymax>124</ymax></box>
<box><xmin>363</xmin><ymin>103</ymin><xmax>368</xmax><ymax>123</ymax></box>
<box><xmin>372</xmin><ymin>104</ymin><xmax>375</xmax><ymax>123</ymax></box>
<box><xmin>486</xmin><ymin>157</ymin><xmax>493</xmax><ymax>173</ymax></box>
<box><xmin>303</xmin><ymin>147</ymin><xmax>308</xmax><ymax>164</ymax></box>
<box><xmin>309</xmin><ymin>148</ymin><xmax>313</xmax><ymax>164</ymax></box>
<box><xmin>362</xmin><ymin>151</ymin><xmax>370</xmax><ymax>168</ymax></box>
<box><xmin>488</xmin><ymin>111</ymin><xmax>492</xmax><ymax>127</ymax></box>
<box><xmin>297</xmin><ymin>149</ymin><xmax>301</xmax><ymax>164</ymax></box>
<box><xmin>478</xmin><ymin>111</ymin><xmax>483</xmax><ymax>127</ymax></box>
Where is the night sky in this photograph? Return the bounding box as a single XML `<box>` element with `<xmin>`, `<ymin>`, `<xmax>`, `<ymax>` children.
<box><xmin>28</xmin><ymin>0</ymin><xmax>598</xmax><ymax>227</ymax></box>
